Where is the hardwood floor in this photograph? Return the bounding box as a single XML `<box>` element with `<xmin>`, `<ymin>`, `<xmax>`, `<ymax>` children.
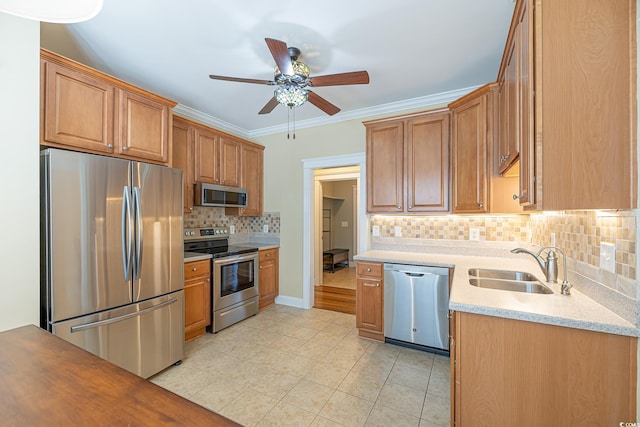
<box><xmin>313</xmin><ymin>285</ymin><xmax>356</xmax><ymax>315</ymax></box>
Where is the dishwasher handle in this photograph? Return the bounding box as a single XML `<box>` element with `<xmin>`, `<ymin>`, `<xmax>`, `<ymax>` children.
<box><xmin>404</xmin><ymin>272</ymin><xmax>425</xmax><ymax>277</ymax></box>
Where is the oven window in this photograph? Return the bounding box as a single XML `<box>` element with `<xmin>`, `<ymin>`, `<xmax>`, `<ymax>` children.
<box><xmin>220</xmin><ymin>259</ymin><xmax>255</xmax><ymax>297</ymax></box>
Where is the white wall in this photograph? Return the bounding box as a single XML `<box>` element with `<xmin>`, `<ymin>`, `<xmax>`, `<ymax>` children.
<box><xmin>0</xmin><ymin>13</ymin><xmax>40</xmax><ymax>331</ymax></box>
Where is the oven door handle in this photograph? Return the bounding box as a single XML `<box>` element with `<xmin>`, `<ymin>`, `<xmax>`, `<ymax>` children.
<box><xmin>213</xmin><ymin>253</ymin><xmax>257</xmax><ymax>265</ymax></box>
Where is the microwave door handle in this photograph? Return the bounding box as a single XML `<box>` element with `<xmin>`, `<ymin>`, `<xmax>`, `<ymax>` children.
<box><xmin>122</xmin><ymin>186</ymin><xmax>133</xmax><ymax>282</ymax></box>
<box><xmin>133</xmin><ymin>186</ymin><xmax>143</xmax><ymax>281</ymax></box>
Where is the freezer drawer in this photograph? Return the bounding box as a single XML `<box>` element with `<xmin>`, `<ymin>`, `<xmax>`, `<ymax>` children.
<box><xmin>384</xmin><ymin>264</ymin><xmax>449</xmax><ymax>351</ymax></box>
<box><xmin>52</xmin><ymin>292</ymin><xmax>185</xmax><ymax>378</ymax></box>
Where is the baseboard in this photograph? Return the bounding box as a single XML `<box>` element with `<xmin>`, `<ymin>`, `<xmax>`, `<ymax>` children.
<box><xmin>274</xmin><ymin>295</ymin><xmax>308</xmax><ymax>309</ymax></box>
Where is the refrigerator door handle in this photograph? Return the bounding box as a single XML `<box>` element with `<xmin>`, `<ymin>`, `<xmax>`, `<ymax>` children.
<box><xmin>122</xmin><ymin>186</ymin><xmax>133</xmax><ymax>282</ymax></box>
<box><xmin>133</xmin><ymin>186</ymin><xmax>143</xmax><ymax>281</ymax></box>
<box><xmin>70</xmin><ymin>297</ymin><xmax>178</xmax><ymax>333</ymax></box>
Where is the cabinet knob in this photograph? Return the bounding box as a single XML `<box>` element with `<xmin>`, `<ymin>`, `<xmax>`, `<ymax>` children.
<box><xmin>266</xmin><ymin>253</ymin><xmax>271</xmax><ymax>257</ymax></box>
<box><xmin>397</xmin><ymin>205</ymin><xmax>401</xmax><ymax>209</ymax></box>
<box><xmin>192</xmin><ymin>267</ymin><xmax>197</xmax><ymax>271</ymax></box>
<box><xmin>107</xmin><ymin>144</ymin><xmax>114</xmax><ymax>149</ymax></box>
<box><xmin>122</xmin><ymin>146</ymin><xmax>129</xmax><ymax>151</ymax></box>
<box><xmin>513</xmin><ymin>193</ymin><xmax>525</xmax><ymax>200</ymax></box>
<box><xmin>259</xmin><ymin>266</ymin><xmax>263</xmax><ymax>269</ymax></box>
<box><xmin>367</xmin><ymin>268</ymin><xmax>371</xmax><ymax>272</ymax></box>
<box><xmin>500</xmin><ymin>154</ymin><xmax>510</xmax><ymax>163</ymax></box>
<box><xmin>478</xmin><ymin>203</ymin><xmax>483</xmax><ymax>209</ymax></box>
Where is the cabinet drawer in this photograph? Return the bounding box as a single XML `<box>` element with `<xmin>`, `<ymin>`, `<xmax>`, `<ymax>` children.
<box><xmin>259</xmin><ymin>248</ymin><xmax>278</xmax><ymax>263</ymax></box>
<box><xmin>357</xmin><ymin>261</ymin><xmax>382</xmax><ymax>278</ymax></box>
<box><xmin>184</xmin><ymin>260</ymin><xmax>210</xmax><ymax>280</ymax></box>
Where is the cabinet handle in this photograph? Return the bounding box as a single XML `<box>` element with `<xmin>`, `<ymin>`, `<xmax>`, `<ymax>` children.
<box><xmin>366</xmin><ymin>268</ymin><xmax>372</xmax><ymax>272</ymax></box>
<box><xmin>107</xmin><ymin>144</ymin><xmax>114</xmax><ymax>149</ymax></box>
<box><xmin>363</xmin><ymin>282</ymin><xmax>380</xmax><ymax>287</ymax></box>
<box><xmin>500</xmin><ymin>154</ymin><xmax>510</xmax><ymax>163</ymax></box>
<box><xmin>122</xmin><ymin>146</ymin><xmax>129</xmax><ymax>151</ymax></box>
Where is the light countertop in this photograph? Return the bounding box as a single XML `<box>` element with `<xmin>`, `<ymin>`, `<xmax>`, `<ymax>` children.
<box><xmin>355</xmin><ymin>250</ymin><xmax>637</xmax><ymax>337</ymax></box>
<box><xmin>183</xmin><ymin>252</ymin><xmax>212</xmax><ymax>263</ymax></box>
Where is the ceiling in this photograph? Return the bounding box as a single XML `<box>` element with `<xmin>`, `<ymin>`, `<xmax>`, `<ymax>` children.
<box><xmin>40</xmin><ymin>0</ymin><xmax>515</xmax><ymax>139</ymax></box>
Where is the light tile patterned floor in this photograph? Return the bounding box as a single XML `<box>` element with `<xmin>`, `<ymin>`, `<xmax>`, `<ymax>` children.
<box><xmin>150</xmin><ymin>304</ymin><xmax>450</xmax><ymax>427</ymax></box>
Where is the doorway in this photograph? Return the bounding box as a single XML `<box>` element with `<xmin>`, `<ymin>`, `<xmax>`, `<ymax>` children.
<box><xmin>301</xmin><ymin>153</ymin><xmax>367</xmax><ymax>312</ymax></box>
<box><xmin>314</xmin><ymin>171</ymin><xmax>358</xmax><ymax>314</ymax></box>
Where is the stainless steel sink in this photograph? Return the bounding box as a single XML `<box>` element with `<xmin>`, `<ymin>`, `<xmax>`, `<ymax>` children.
<box><xmin>468</xmin><ymin>268</ymin><xmax>553</xmax><ymax>295</ymax></box>
<box><xmin>468</xmin><ymin>268</ymin><xmax>538</xmax><ymax>282</ymax></box>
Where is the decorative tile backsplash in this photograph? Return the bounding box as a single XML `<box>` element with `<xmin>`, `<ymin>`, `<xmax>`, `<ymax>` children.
<box><xmin>369</xmin><ymin>215</ymin><xmax>530</xmax><ymax>242</ymax></box>
<box><xmin>184</xmin><ymin>207</ymin><xmax>280</xmax><ymax>233</ymax></box>
<box><xmin>370</xmin><ymin>210</ymin><xmax>637</xmax><ymax>284</ymax></box>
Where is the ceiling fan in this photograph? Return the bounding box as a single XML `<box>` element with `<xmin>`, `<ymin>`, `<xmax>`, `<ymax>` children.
<box><xmin>209</xmin><ymin>38</ymin><xmax>370</xmax><ymax>116</ymax></box>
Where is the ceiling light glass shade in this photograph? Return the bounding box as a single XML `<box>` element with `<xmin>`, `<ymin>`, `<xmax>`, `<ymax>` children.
<box><xmin>275</xmin><ymin>86</ymin><xmax>308</xmax><ymax>107</ymax></box>
<box><xmin>0</xmin><ymin>0</ymin><xmax>103</xmax><ymax>23</ymax></box>
<box><xmin>274</xmin><ymin>60</ymin><xmax>310</xmax><ymax>83</ymax></box>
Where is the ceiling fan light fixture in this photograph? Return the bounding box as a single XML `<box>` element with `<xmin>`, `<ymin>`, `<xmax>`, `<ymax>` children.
<box><xmin>274</xmin><ymin>60</ymin><xmax>310</xmax><ymax>83</ymax></box>
<box><xmin>275</xmin><ymin>86</ymin><xmax>308</xmax><ymax>108</ymax></box>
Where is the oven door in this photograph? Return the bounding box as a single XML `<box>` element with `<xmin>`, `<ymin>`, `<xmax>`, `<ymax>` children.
<box><xmin>212</xmin><ymin>252</ymin><xmax>259</xmax><ymax>311</ymax></box>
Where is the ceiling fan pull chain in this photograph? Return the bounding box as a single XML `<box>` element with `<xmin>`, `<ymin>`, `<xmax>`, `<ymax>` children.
<box><xmin>287</xmin><ymin>106</ymin><xmax>291</xmax><ymax>140</ymax></box>
<box><xmin>293</xmin><ymin>106</ymin><xmax>296</xmax><ymax>140</ymax></box>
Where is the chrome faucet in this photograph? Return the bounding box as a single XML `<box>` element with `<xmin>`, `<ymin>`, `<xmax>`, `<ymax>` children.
<box><xmin>511</xmin><ymin>246</ymin><xmax>573</xmax><ymax>295</ymax></box>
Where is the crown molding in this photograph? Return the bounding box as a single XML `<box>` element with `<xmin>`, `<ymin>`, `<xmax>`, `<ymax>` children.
<box><xmin>174</xmin><ymin>85</ymin><xmax>481</xmax><ymax>140</ymax></box>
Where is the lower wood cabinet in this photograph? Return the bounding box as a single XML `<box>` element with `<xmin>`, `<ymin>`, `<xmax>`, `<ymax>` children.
<box><xmin>258</xmin><ymin>248</ymin><xmax>279</xmax><ymax>309</ymax></box>
<box><xmin>452</xmin><ymin>311</ymin><xmax>637</xmax><ymax>426</ymax></box>
<box><xmin>355</xmin><ymin>261</ymin><xmax>384</xmax><ymax>341</ymax></box>
<box><xmin>183</xmin><ymin>259</ymin><xmax>211</xmax><ymax>342</ymax></box>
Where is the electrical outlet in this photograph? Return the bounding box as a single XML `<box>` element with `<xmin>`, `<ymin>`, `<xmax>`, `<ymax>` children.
<box><xmin>600</xmin><ymin>242</ymin><xmax>616</xmax><ymax>273</ymax></box>
<box><xmin>469</xmin><ymin>228</ymin><xmax>480</xmax><ymax>241</ymax></box>
<box><xmin>263</xmin><ymin>224</ymin><xmax>269</xmax><ymax>233</ymax></box>
<box><xmin>372</xmin><ymin>225</ymin><xmax>380</xmax><ymax>237</ymax></box>
<box><xmin>341</xmin><ymin>221</ymin><xmax>348</xmax><ymax>227</ymax></box>
<box><xmin>550</xmin><ymin>233</ymin><xmax>556</xmax><ymax>247</ymax></box>
<box><xmin>229</xmin><ymin>225</ymin><xmax>235</xmax><ymax>234</ymax></box>
<box><xmin>394</xmin><ymin>226</ymin><xmax>402</xmax><ymax>237</ymax></box>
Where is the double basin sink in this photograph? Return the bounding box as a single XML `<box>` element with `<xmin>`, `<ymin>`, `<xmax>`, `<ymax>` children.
<box><xmin>468</xmin><ymin>268</ymin><xmax>553</xmax><ymax>294</ymax></box>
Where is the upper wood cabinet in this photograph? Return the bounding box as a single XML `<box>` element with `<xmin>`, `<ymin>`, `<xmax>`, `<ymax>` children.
<box><xmin>40</xmin><ymin>49</ymin><xmax>176</xmax><ymax>165</ymax></box>
<box><xmin>226</xmin><ymin>142</ymin><xmax>264</xmax><ymax>217</ymax></box>
<box><xmin>193</xmin><ymin>127</ymin><xmax>241</xmax><ymax>187</ymax></box>
<box><xmin>497</xmin><ymin>0</ymin><xmax>636</xmax><ymax>210</ymax></box>
<box><xmin>449</xmin><ymin>85</ymin><xmax>491</xmax><ymax>214</ymax></box>
<box><xmin>171</xmin><ymin>117</ymin><xmax>195</xmax><ymax>214</ymax></box>
<box><xmin>364</xmin><ymin>109</ymin><xmax>450</xmax><ymax>214</ymax></box>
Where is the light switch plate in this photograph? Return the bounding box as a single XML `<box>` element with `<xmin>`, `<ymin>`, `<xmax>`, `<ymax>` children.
<box><xmin>372</xmin><ymin>225</ymin><xmax>380</xmax><ymax>237</ymax></box>
<box><xmin>394</xmin><ymin>226</ymin><xmax>402</xmax><ymax>237</ymax></box>
<box><xmin>341</xmin><ymin>221</ymin><xmax>349</xmax><ymax>227</ymax></box>
<box><xmin>600</xmin><ymin>242</ymin><xmax>616</xmax><ymax>273</ymax></box>
<box><xmin>263</xmin><ymin>224</ymin><xmax>269</xmax><ymax>233</ymax></box>
<box><xmin>469</xmin><ymin>228</ymin><xmax>480</xmax><ymax>241</ymax></box>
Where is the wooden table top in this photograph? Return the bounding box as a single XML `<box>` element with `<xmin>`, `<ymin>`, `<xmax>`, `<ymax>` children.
<box><xmin>0</xmin><ymin>325</ymin><xmax>239</xmax><ymax>426</ymax></box>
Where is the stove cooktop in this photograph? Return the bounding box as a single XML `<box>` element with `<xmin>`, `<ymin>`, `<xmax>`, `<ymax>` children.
<box><xmin>183</xmin><ymin>227</ymin><xmax>258</xmax><ymax>258</ymax></box>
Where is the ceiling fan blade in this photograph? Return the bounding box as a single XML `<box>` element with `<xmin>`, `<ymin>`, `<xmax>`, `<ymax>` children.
<box><xmin>258</xmin><ymin>97</ymin><xmax>279</xmax><ymax>115</ymax></box>
<box><xmin>309</xmin><ymin>71</ymin><xmax>370</xmax><ymax>87</ymax></box>
<box><xmin>209</xmin><ymin>75</ymin><xmax>275</xmax><ymax>85</ymax></box>
<box><xmin>307</xmin><ymin>90</ymin><xmax>340</xmax><ymax>116</ymax></box>
<box><xmin>265</xmin><ymin>38</ymin><xmax>294</xmax><ymax>76</ymax></box>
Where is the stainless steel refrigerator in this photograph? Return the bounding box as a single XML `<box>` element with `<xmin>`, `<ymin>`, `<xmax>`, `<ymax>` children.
<box><xmin>40</xmin><ymin>148</ymin><xmax>185</xmax><ymax>378</ymax></box>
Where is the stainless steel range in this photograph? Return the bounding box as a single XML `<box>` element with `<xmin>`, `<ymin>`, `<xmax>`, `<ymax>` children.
<box><xmin>184</xmin><ymin>227</ymin><xmax>259</xmax><ymax>332</ymax></box>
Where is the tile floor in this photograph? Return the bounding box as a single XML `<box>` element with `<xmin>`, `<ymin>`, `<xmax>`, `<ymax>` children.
<box><xmin>150</xmin><ymin>304</ymin><xmax>450</xmax><ymax>427</ymax></box>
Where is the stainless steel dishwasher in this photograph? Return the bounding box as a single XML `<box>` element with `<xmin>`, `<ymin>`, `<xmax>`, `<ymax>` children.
<box><xmin>384</xmin><ymin>263</ymin><xmax>450</xmax><ymax>353</ymax></box>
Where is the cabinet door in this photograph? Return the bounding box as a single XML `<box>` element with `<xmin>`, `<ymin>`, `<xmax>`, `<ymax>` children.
<box><xmin>516</xmin><ymin>0</ymin><xmax>535</xmax><ymax>206</ymax></box>
<box><xmin>194</xmin><ymin>128</ymin><xmax>219</xmax><ymax>184</ymax></box>
<box><xmin>228</xmin><ymin>143</ymin><xmax>264</xmax><ymax>217</ymax></box>
<box><xmin>498</xmin><ymin>37</ymin><xmax>519</xmax><ymax>174</ymax></box>
<box><xmin>451</xmin><ymin>94</ymin><xmax>488</xmax><ymax>213</ymax></box>
<box><xmin>258</xmin><ymin>248</ymin><xmax>278</xmax><ymax>309</ymax></box>
<box><xmin>356</xmin><ymin>277</ymin><xmax>383</xmax><ymax>334</ymax></box>
<box><xmin>366</xmin><ymin>121</ymin><xmax>404</xmax><ymax>213</ymax></box>
<box><xmin>172</xmin><ymin>119</ymin><xmax>194</xmax><ymax>213</ymax></box>
<box><xmin>117</xmin><ymin>90</ymin><xmax>170</xmax><ymax>163</ymax></box>
<box><xmin>219</xmin><ymin>136</ymin><xmax>241</xmax><ymax>187</ymax></box>
<box><xmin>43</xmin><ymin>61</ymin><xmax>115</xmax><ymax>153</ymax></box>
<box><xmin>184</xmin><ymin>277</ymin><xmax>210</xmax><ymax>339</ymax></box>
<box><xmin>406</xmin><ymin>111</ymin><xmax>450</xmax><ymax>212</ymax></box>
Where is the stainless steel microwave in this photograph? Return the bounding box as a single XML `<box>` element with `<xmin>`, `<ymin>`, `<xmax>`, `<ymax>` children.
<box><xmin>195</xmin><ymin>183</ymin><xmax>248</xmax><ymax>207</ymax></box>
